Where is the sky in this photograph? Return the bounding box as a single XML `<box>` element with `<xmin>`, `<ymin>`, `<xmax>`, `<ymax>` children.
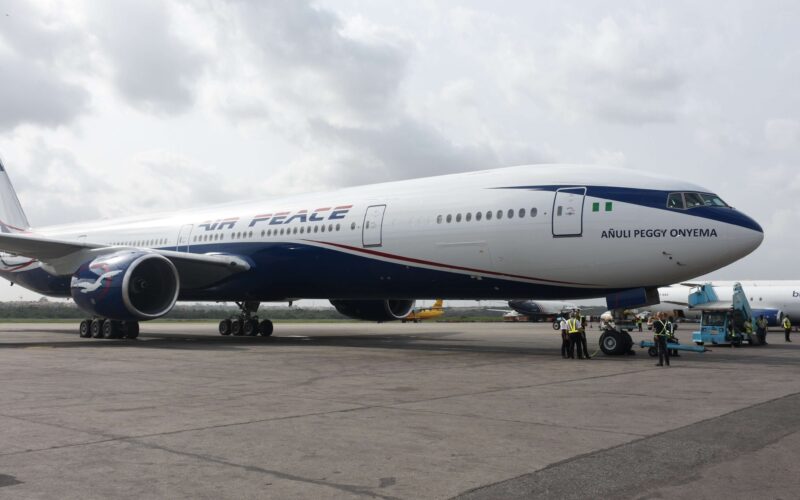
<box><xmin>0</xmin><ymin>0</ymin><xmax>798</xmax><ymax>302</ymax></box>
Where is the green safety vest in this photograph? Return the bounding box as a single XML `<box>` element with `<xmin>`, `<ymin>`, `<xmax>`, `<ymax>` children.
<box><xmin>783</xmin><ymin>318</ymin><xmax>792</xmax><ymax>329</ymax></box>
<box><xmin>567</xmin><ymin>318</ymin><xmax>579</xmax><ymax>333</ymax></box>
<box><xmin>653</xmin><ymin>320</ymin><xmax>667</xmax><ymax>336</ymax></box>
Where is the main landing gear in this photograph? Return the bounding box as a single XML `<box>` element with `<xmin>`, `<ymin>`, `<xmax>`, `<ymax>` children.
<box><xmin>218</xmin><ymin>301</ymin><xmax>273</xmax><ymax>337</ymax></box>
<box><xmin>78</xmin><ymin>318</ymin><xmax>140</xmax><ymax>339</ymax></box>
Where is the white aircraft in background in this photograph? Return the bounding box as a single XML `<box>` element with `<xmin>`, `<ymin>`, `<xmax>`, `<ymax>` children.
<box><xmin>0</xmin><ymin>159</ymin><xmax>763</xmax><ymax>351</ymax></box>
<box><xmin>650</xmin><ymin>281</ymin><xmax>800</xmax><ymax>325</ymax></box>
<box><xmin>489</xmin><ymin>299</ymin><xmax>578</xmax><ymax>322</ymax></box>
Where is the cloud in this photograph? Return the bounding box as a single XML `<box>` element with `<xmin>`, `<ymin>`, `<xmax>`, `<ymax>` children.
<box><xmin>90</xmin><ymin>0</ymin><xmax>207</xmax><ymax>114</ymax></box>
<box><xmin>765</xmin><ymin>119</ymin><xmax>800</xmax><ymax>150</ymax></box>
<box><xmin>0</xmin><ymin>53</ymin><xmax>89</xmax><ymax>130</ymax></box>
<box><xmin>0</xmin><ymin>0</ymin><xmax>91</xmax><ymax>129</ymax></box>
<box><xmin>511</xmin><ymin>14</ymin><xmax>686</xmax><ymax>125</ymax></box>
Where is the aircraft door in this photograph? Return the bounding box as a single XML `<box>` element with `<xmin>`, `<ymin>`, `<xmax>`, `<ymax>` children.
<box><xmin>177</xmin><ymin>224</ymin><xmax>193</xmax><ymax>252</ymax></box>
<box><xmin>552</xmin><ymin>187</ymin><xmax>586</xmax><ymax>237</ymax></box>
<box><xmin>362</xmin><ymin>205</ymin><xmax>386</xmax><ymax>247</ymax></box>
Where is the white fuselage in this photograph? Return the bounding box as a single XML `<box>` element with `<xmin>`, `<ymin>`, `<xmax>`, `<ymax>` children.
<box><xmin>0</xmin><ymin>164</ymin><xmax>764</xmax><ymax>302</ymax></box>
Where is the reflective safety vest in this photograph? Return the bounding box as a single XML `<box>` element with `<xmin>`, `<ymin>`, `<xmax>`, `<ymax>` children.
<box><xmin>665</xmin><ymin>321</ymin><xmax>674</xmax><ymax>338</ymax></box>
<box><xmin>757</xmin><ymin>319</ymin><xmax>768</xmax><ymax>330</ymax></box>
<box><xmin>653</xmin><ymin>320</ymin><xmax>667</xmax><ymax>336</ymax></box>
<box><xmin>567</xmin><ymin>318</ymin><xmax>579</xmax><ymax>333</ymax></box>
<box><xmin>783</xmin><ymin>317</ymin><xmax>792</xmax><ymax>329</ymax></box>
<box><xmin>744</xmin><ymin>322</ymin><xmax>753</xmax><ymax>334</ymax></box>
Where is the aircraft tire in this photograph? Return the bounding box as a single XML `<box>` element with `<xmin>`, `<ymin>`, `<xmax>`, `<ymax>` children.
<box><xmin>219</xmin><ymin>320</ymin><xmax>232</xmax><ymax>336</ymax></box>
<box><xmin>102</xmin><ymin>320</ymin><xmax>119</xmax><ymax>339</ymax></box>
<box><xmin>648</xmin><ymin>346</ymin><xmax>657</xmax><ymax>357</ymax></box>
<box><xmin>231</xmin><ymin>319</ymin><xmax>243</xmax><ymax>336</ymax></box>
<box><xmin>259</xmin><ymin>320</ymin><xmax>273</xmax><ymax>336</ymax></box>
<box><xmin>79</xmin><ymin>319</ymin><xmax>92</xmax><ymax>338</ymax></box>
<box><xmin>124</xmin><ymin>321</ymin><xmax>139</xmax><ymax>339</ymax></box>
<box><xmin>91</xmin><ymin>319</ymin><xmax>104</xmax><ymax>338</ymax></box>
<box><xmin>243</xmin><ymin>319</ymin><xmax>258</xmax><ymax>336</ymax></box>
<box><xmin>552</xmin><ymin>321</ymin><xmax>560</xmax><ymax>330</ymax></box>
<box><xmin>599</xmin><ymin>330</ymin><xmax>626</xmax><ymax>355</ymax></box>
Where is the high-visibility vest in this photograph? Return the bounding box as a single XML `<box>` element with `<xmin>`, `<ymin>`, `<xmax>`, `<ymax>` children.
<box><xmin>653</xmin><ymin>320</ymin><xmax>666</xmax><ymax>336</ymax></box>
<box><xmin>783</xmin><ymin>318</ymin><xmax>792</xmax><ymax>329</ymax></box>
<box><xmin>567</xmin><ymin>318</ymin><xmax>579</xmax><ymax>333</ymax></box>
<box><xmin>665</xmin><ymin>321</ymin><xmax>674</xmax><ymax>337</ymax></box>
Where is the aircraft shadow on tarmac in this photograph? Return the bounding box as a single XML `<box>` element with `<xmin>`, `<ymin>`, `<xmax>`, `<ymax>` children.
<box><xmin>2</xmin><ymin>327</ymin><xmax>797</xmax><ymax>364</ymax></box>
<box><xmin>1</xmin><ymin>327</ymin><xmax>577</xmax><ymax>357</ymax></box>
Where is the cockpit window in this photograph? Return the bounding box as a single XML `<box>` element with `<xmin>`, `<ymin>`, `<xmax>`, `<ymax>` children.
<box><xmin>667</xmin><ymin>193</ymin><xmax>684</xmax><ymax>209</ymax></box>
<box><xmin>683</xmin><ymin>192</ymin><xmax>705</xmax><ymax>208</ymax></box>
<box><xmin>667</xmin><ymin>192</ymin><xmax>730</xmax><ymax>210</ymax></box>
<box><xmin>699</xmin><ymin>193</ymin><xmax>729</xmax><ymax>207</ymax></box>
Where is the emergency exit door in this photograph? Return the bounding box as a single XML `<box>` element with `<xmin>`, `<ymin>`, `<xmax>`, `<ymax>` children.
<box><xmin>362</xmin><ymin>205</ymin><xmax>386</xmax><ymax>247</ymax></box>
<box><xmin>552</xmin><ymin>187</ymin><xmax>586</xmax><ymax>237</ymax></box>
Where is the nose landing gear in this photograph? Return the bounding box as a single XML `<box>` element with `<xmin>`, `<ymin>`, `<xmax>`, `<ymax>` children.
<box><xmin>219</xmin><ymin>301</ymin><xmax>273</xmax><ymax>337</ymax></box>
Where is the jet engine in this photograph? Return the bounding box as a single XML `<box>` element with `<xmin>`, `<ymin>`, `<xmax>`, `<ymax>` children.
<box><xmin>751</xmin><ymin>308</ymin><xmax>783</xmax><ymax>327</ymax></box>
<box><xmin>329</xmin><ymin>299</ymin><xmax>415</xmax><ymax>322</ymax></box>
<box><xmin>71</xmin><ymin>251</ymin><xmax>180</xmax><ymax>321</ymax></box>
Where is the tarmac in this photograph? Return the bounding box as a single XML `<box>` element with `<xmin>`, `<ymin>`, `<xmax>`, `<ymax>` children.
<box><xmin>0</xmin><ymin>321</ymin><xmax>798</xmax><ymax>499</ymax></box>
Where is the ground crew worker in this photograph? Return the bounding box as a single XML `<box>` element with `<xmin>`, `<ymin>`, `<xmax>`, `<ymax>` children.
<box><xmin>560</xmin><ymin>315</ymin><xmax>570</xmax><ymax>358</ymax></box>
<box><xmin>743</xmin><ymin>319</ymin><xmax>753</xmax><ymax>344</ymax></box>
<box><xmin>637</xmin><ymin>317</ymin><xmax>643</xmax><ymax>332</ymax></box>
<box><xmin>666</xmin><ymin>316</ymin><xmax>679</xmax><ymax>357</ymax></box>
<box><xmin>652</xmin><ymin>313</ymin><xmax>670</xmax><ymax>367</ymax></box>
<box><xmin>566</xmin><ymin>312</ymin><xmax>583</xmax><ymax>359</ymax></box>
<box><xmin>579</xmin><ymin>316</ymin><xmax>591</xmax><ymax>359</ymax></box>
<box><xmin>756</xmin><ymin>315</ymin><xmax>768</xmax><ymax>345</ymax></box>
<box><xmin>783</xmin><ymin>316</ymin><xmax>792</xmax><ymax>342</ymax></box>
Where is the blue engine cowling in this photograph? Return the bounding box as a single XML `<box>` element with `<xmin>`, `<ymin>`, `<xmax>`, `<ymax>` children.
<box><xmin>329</xmin><ymin>299</ymin><xmax>415</xmax><ymax>322</ymax></box>
<box><xmin>751</xmin><ymin>308</ymin><xmax>783</xmax><ymax>327</ymax></box>
<box><xmin>70</xmin><ymin>251</ymin><xmax>180</xmax><ymax>321</ymax></box>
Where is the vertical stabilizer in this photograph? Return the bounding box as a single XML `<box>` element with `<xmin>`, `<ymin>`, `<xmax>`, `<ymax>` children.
<box><xmin>0</xmin><ymin>157</ymin><xmax>31</xmax><ymax>232</ymax></box>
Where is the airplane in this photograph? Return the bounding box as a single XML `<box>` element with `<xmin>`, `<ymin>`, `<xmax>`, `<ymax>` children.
<box><xmin>649</xmin><ymin>281</ymin><xmax>800</xmax><ymax>326</ymax></box>
<box><xmin>487</xmin><ymin>299</ymin><xmax>578</xmax><ymax>322</ymax></box>
<box><xmin>402</xmin><ymin>299</ymin><xmax>445</xmax><ymax>322</ymax></box>
<box><xmin>0</xmin><ymin>159</ymin><xmax>763</xmax><ymax>352</ymax></box>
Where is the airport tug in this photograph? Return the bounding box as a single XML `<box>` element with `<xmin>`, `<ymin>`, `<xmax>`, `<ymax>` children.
<box><xmin>690</xmin><ymin>283</ymin><xmax>762</xmax><ymax>347</ymax></box>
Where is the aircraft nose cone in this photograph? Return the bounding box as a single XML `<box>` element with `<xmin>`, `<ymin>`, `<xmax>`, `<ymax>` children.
<box><xmin>728</xmin><ymin>210</ymin><xmax>764</xmax><ymax>259</ymax></box>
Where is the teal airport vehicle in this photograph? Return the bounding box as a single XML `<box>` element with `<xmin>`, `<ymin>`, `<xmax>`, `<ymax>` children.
<box><xmin>690</xmin><ymin>282</ymin><xmax>762</xmax><ymax>346</ymax></box>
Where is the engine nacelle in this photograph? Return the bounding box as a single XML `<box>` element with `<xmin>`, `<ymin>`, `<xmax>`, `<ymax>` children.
<box><xmin>330</xmin><ymin>299</ymin><xmax>415</xmax><ymax>322</ymax></box>
<box><xmin>71</xmin><ymin>251</ymin><xmax>180</xmax><ymax>321</ymax></box>
<box><xmin>751</xmin><ymin>308</ymin><xmax>783</xmax><ymax>327</ymax></box>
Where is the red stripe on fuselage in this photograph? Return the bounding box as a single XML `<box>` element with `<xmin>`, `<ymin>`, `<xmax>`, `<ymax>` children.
<box><xmin>305</xmin><ymin>240</ymin><xmax>605</xmax><ymax>287</ymax></box>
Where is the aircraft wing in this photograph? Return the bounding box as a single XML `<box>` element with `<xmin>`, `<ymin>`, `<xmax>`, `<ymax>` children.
<box><xmin>0</xmin><ymin>232</ymin><xmax>250</xmax><ymax>288</ymax></box>
<box><xmin>662</xmin><ymin>300</ymin><xmax>690</xmax><ymax>306</ymax></box>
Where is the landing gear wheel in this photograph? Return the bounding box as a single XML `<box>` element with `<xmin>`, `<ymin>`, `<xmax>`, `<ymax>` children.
<box><xmin>231</xmin><ymin>319</ymin><xmax>243</xmax><ymax>336</ymax></box>
<box><xmin>552</xmin><ymin>321</ymin><xmax>560</xmax><ymax>330</ymax></box>
<box><xmin>102</xmin><ymin>320</ymin><xmax>121</xmax><ymax>339</ymax></box>
<box><xmin>599</xmin><ymin>330</ymin><xmax>627</xmax><ymax>355</ymax></box>
<box><xmin>124</xmin><ymin>321</ymin><xmax>139</xmax><ymax>339</ymax></box>
<box><xmin>648</xmin><ymin>346</ymin><xmax>658</xmax><ymax>357</ymax></box>
<box><xmin>243</xmin><ymin>319</ymin><xmax>259</xmax><ymax>336</ymax></box>
<box><xmin>91</xmin><ymin>319</ymin><xmax>104</xmax><ymax>338</ymax></box>
<box><xmin>258</xmin><ymin>319</ymin><xmax>273</xmax><ymax>337</ymax></box>
<box><xmin>79</xmin><ymin>319</ymin><xmax>91</xmax><ymax>338</ymax></box>
<box><xmin>219</xmin><ymin>319</ymin><xmax>232</xmax><ymax>336</ymax></box>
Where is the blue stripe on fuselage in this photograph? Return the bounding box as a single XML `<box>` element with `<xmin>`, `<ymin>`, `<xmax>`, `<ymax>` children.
<box><xmin>0</xmin><ymin>241</ymin><xmax>635</xmax><ymax>302</ymax></box>
<box><xmin>495</xmin><ymin>185</ymin><xmax>763</xmax><ymax>233</ymax></box>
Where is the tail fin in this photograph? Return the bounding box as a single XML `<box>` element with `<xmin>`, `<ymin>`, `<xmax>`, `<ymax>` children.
<box><xmin>0</xmin><ymin>157</ymin><xmax>31</xmax><ymax>233</ymax></box>
<box><xmin>432</xmin><ymin>299</ymin><xmax>443</xmax><ymax>309</ymax></box>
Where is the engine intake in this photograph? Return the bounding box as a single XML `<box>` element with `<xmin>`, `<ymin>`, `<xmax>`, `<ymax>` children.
<box><xmin>330</xmin><ymin>299</ymin><xmax>415</xmax><ymax>322</ymax></box>
<box><xmin>71</xmin><ymin>251</ymin><xmax>180</xmax><ymax>320</ymax></box>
